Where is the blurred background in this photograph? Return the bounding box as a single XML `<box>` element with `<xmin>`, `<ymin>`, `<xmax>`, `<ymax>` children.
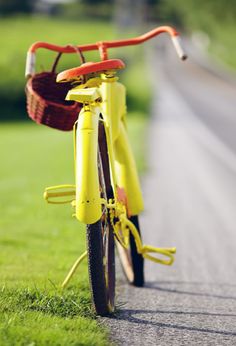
<box><xmin>1</xmin><ymin>1</ymin><xmax>236</xmax><ymax>344</ymax></box>
<box><xmin>0</xmin><ymin>0</ymin><xmax>235</xmax><ymax>120</ymax></box>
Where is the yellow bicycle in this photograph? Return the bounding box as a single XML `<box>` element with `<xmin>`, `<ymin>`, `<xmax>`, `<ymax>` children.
<box><xmin>25</xmin><ymin>26</ymin><xmax>186</xmax><ymax>315</ymax></box>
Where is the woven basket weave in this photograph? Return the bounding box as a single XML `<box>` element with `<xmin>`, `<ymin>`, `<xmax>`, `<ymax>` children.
<box><xmin>25</xmin><ymin>51</ymin><xmax>82</xmax><ymax>131</ymax></box>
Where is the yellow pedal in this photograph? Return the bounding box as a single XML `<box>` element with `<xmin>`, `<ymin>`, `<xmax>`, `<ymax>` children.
<box><xmin>116</xmin><ymin>214</ymin><xmax>176</xmax><ymax>265</ymax></box>
<box><xmin>141</xmin><ymin>246</ymin><xmax>176</xmax><ymax>265</ymax></box>
<box><xmin>44</xmin><ymin>184</ymin><xmax>76</xmax><ymax>204</ymax></box>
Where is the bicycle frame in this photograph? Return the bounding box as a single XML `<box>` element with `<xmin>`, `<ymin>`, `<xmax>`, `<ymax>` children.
<box><xmin>70</xmin><ymin>73</ymin><xmax>143</xmax><ymax>224</ymax></box>
<box><xmin>27</xmin><ymin>26</ymin><xmax>187</xmax><ymax>284</ymax></box>
<box><xmin>25</xmin><ymin>27</ymin><xmax>187</xmax><ymax>221</ymax></box>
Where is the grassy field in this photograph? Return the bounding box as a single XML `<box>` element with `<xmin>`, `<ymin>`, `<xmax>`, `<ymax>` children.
<box><xmin>0</xmin><ymin>16</ymin><xmax>150</xmax><ymax>345</ymax></box>
<box><xmin>0</xmin><ymin>16</ymin><xmax>150</xmax><ymax>119</ymax></box>
<box><xmin>0</xmin><ymin>123</ymin><xmax>103</xmax><ymax>345</ymax></box>
<box><xmin>0</xmin><ymin>116</ymin><xmax>147</xmax><ymax>345</ymax></box>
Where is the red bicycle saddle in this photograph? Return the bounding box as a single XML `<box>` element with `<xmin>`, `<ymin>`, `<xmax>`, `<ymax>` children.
<box><xmin>57</xmin><ymin>59</ymin><xmax>125</xmax><ymax>82</ymax></box>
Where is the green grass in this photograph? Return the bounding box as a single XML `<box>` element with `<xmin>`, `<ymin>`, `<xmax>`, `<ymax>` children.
<box><xmin>0</xmin><ymin>114</ymin><xmax>147</xmax><ymax>345</ymax></box>
<box><xmin>0</xmin><ymin>16</ymin><xmax>115</xmax><ymax>119</ymax></box>
<box><xmin>0</xmin><ymin>16</ymin><xmax>151</xmax><ymax>119</ymax></box>
<box><xmin>206</xmin><ymin>21</ymin><xmax>236</xmax><ymax>70</ymax></box>
<box><xmin>0</xmin><ymin>16</ymin><xmax>114</xmax><ymax>89</ymax></box>
<box><xmin>0</xmin><ymin>123</ymin><xmax>103</xmax><ymax>344</ymax></box>
<box><xmin>0</xmin><ymin>287</ymin><xmax>106</xmax><ymax>346</ymax></box>
<box><xmin>0</xmin><ymin>16</ymin><xmax>149</xmax><ymax>344</ymax></box>
<box><xmin>160</xmin><ymin>1</ymin><xmax>236</xmax><ymax>70</ymax></box>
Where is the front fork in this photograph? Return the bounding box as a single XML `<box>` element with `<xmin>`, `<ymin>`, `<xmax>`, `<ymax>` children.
<box><xmin>74</xmin><ymin>105</ymin><xmax>102</xmax><ymax>224</ymax></box>
<box><xmin>43</xmin><ymin>82</ymin><xmax>176</xmax><ymax>287</ymax></box>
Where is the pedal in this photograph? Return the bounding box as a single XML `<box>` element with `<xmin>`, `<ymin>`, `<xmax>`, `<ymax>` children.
<box><xmin>141</xmin><ymin>245</ymin><xmax>176</xmax><ymax>265</ymax></box>
<box><xmin>44</xmin><ymin>184</ymin><xmax>76</xmax><ymax>204</ymax></box>
<box><xmin>118</xmin><ymin>214</ymin><xmax>176</xmax><ymax>265</ymax></box>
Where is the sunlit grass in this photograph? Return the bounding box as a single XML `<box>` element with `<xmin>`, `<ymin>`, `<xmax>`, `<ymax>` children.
<box><xmin>0</xmin><ymin>16</ymin><xmax>151</xmax><ymax>119</ymax></box>
<box><xmin>0</xmin><ymin>114</ymin><xmax>147</xmax><ymax>345</ymax></box>
<box><xmin>0</xmin><ymin>15</ymin><xmax>149</xmax><ymax>344</ymax></box>
<box><xmin>0</xmin><ymin>121</ymin><xmax>104</xmax><ymax>344</ymax></box>
<box><xmin>0</xmin><ymin>286</ymin><xmax>108</xmax><ymax>346</ymax></box>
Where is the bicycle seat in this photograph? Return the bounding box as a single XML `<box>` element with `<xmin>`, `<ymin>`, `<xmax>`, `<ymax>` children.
<box><xmin>57</xmin><ymin>59</ymin><xmax>125</xmax><ymax>82</ymax></box>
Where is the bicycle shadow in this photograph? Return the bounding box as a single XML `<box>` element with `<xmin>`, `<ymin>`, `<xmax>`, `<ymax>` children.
<box><xmin>144</xmin><ymin>281</ymin><xmax>236</xmax><ymax>301</ymax></box>
<box><xmin>111</xmin><ymin>308</ymin><xmax>236</xmax><ymax>337</ymax></box>
<box><xmin>108</xmin><ymin>280</ymin><xmax>236</xmax><ymax>337</ymax></box>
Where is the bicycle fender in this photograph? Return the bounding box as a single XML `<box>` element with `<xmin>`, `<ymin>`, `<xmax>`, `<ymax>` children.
<box><xmin>114</xmin><ymin>121</ymin><xmax>144</xmax><ymax>215</ymax></box>
<box><xmin>75</xmin><ymin>106</ymin><xmax>102</xmax><ymax>224</ymax></box>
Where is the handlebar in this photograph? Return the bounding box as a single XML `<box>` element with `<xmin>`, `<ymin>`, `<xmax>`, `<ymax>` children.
<box><xmin>25</xmin><ymin>25</ymin><xmax>187</xmax><ymax>78</ymax></box>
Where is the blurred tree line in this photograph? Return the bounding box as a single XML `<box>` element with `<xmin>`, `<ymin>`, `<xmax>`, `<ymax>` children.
<box><xmin>0</xmin><ymin>0</ymin><xmax>32</xmax><ymax>15</ymax></box>
<box><xmin>1</xmin><ymin>0</ymin><xmax>235</xmax><ymax>121</ymax></box>
<box><xmin>159</xmin><ymin>0</ymin><xmax>236</xmax><ymax>30</ymax></box>
<box><xmin>0</xmin><ymin>0</ymin><xmax>160</xmax><ymax>22</ymax></box>
<box><xmin>1</xmin><ymin>0</ymin><xmax>235</xmax><ymax>29</ymax></box>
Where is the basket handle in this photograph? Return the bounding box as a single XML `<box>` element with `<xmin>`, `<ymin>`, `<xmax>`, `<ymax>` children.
<box><xmin>72</xmin><ymin>46</ymin><xmax>86</xmax><ymax>64</ymax></box>
<box><xmin>51</xmin><ymin>46</ymin><xmax>86</xmax><ymax>74</ymax></box>
<box><xmin>51</xmin><ymin>52</ymin><xmax>63</xmax><ymax>73</ymax></box>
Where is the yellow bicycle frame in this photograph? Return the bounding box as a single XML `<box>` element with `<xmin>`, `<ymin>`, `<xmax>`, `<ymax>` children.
<box><xmin>45</xmin><ymin>72</ymin><xmax>176</xmax><ymax>279</ymax></box>
<box><xmin>31</xmin><ymin>24</ymin><xmax>187</xmax><ymax>287</ymax></box>
<box><xmin>67</xmin><ymin>73</ymin><xmax>144</xmax><ymax>224</ymax></box>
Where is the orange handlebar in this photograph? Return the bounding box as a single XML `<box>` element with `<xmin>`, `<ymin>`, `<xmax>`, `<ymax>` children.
<box><xmin>28</xmin><ymin>26</ymin><xmax>178</xmax><ymax>54</ymax></box>
<box><xmin>25</xmin><ymin>26</ymin><xmax>186</xmax><ymax>78</ymax></box>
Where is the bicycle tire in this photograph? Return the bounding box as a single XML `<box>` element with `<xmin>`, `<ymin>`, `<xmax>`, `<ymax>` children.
<box><xmin>86</xmin><ymin>122</ymin><xmax>115</xmax><ymax>316</ymax></box>
<box><xmin>117</xmin><ymin>215</ymin><xmax>144</xmax><ymax>287</ymax></box>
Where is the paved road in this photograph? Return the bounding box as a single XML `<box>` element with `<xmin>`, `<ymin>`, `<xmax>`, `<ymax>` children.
<box><xmin>103</xmin><ymin>39</ymin><xmax>236</xmax><ymax>345</ymax></box>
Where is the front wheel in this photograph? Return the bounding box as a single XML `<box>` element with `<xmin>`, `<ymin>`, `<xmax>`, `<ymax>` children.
<box><xmin>116</xmin><ymin>215</ymin><xmax>144</xmax><ymax>287</ymax></box>
<box><xmin>86</xmin><ymin>122</ymin><xmax>115</xmax><ymax>316</ymax></box>
<box><xmin>87</xmin><ymin>220</ymin><xmax>115</xmax><ymax>315</ymax></box>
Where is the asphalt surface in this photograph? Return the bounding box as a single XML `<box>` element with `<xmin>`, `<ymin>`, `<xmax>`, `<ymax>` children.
<box><xmin>103</xmin><ymin>39</ymin><xmax>236</xmax><ymax>345</ymax></box>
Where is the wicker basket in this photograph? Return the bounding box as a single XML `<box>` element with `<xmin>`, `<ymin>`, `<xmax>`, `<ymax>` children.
<box><xmin>25</xmin><ymin>52</ymin><xmax>82</xmax><ymax>131</ymax></box>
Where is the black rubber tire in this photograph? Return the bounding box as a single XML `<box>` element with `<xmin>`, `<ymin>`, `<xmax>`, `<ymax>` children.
<box><xmin>87</xmin><ymin>220</ymin><xmax>115</xmax><ymax>316</ymax></box>
<box><xmin>117</xmin><ymin>215</ymin><xmax>144</xmax><ymax>287</ymax></box>
<box><xmin>86</xmin><ymin>121</ymin><xmax>115</xmax><ymax>316</ymax></box>
<box><xmin>129</xmin><ymin>215</ymin><xmax>145</xmax><ymax>286</ymax></box>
